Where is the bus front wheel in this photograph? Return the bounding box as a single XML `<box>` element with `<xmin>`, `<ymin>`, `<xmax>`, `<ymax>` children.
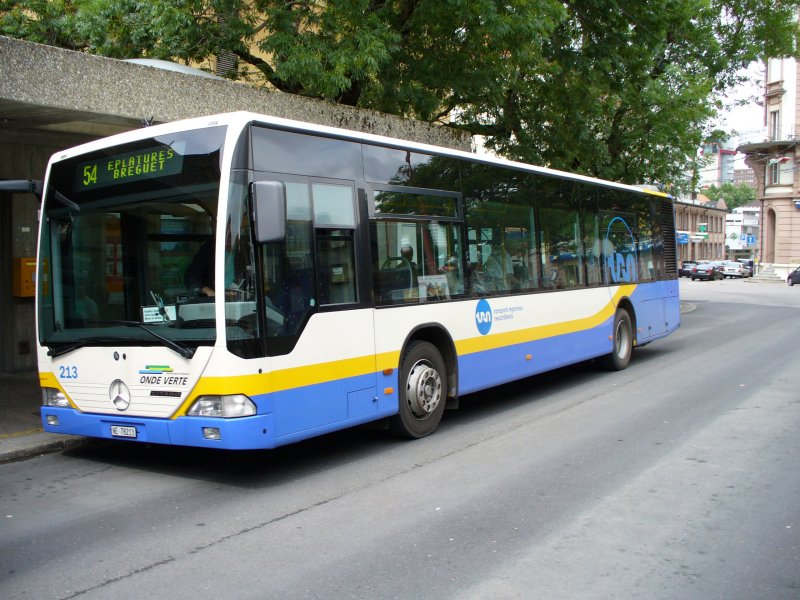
<box><xmin>602</xmin><ymin>309</ymin><xmax>633</xmax><ymax>371</ymax></box>
<box><xmin>390</xmin><ymin>341</ymin><xmax>446</xmax><ymax>439</ymax></box>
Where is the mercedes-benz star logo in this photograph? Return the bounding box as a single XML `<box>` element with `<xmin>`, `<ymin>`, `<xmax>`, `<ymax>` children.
<box><xmin>109</xmin><ymin>379</ymin><xmax>131</xmax><ymax>411</ymax></box>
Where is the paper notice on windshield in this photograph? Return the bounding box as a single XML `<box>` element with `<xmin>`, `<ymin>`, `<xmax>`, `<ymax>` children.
<box><xmin>142</xmin><ymin>306</ymin><xmax>177</xmax><ymax>324</ymax></box>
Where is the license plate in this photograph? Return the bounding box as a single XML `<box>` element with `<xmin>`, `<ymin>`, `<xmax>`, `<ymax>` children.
<box><xmin>111</xmin><ymin>425</ymin><xmax>137</xmax><ymax>438</ymax></box>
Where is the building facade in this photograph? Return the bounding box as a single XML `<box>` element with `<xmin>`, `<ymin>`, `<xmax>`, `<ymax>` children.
<box><xmin>699</xmin><ymin>141</ymin><xmax>737</xmax><ymax>187</ymax></box>
<box><xmin>725</xmin><ymin>204</ymin><xmax>760</xmax><ymax>261</ymax></box>
<box><xmin>738</xmin><ymin>56</ymin><xmax>800</xmax><ymax>276</ymax></box>
<box><xmin>673</xmin><ymin>199</ymin><xmax>728</xmax><ymax>263</ymax></box>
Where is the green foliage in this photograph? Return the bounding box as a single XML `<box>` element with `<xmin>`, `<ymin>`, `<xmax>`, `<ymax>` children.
<box><xmin>703</xmin><ymin>182</ymin><xmax>757</xmax><ymax>209</ymax></box>
<box><xmin>0</xmin><ymin>0</ymin><xmax>82</xmax><ymax>48</ymax></box>
<box><xmin>2</xmin><ymin>0</ymin><xmax>799</xmax><ymax>193</ymax></box>
<box><xmin>472</xmin><ymin>0</ymin><xmax>800</xmax><ymax>193</ymax></box>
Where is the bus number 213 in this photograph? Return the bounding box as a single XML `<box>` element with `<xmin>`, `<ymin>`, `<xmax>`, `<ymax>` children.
<box><xmin>59</xmin><ymin>365</ymin><xmax>78</xmax><ymax>379</ymax></box>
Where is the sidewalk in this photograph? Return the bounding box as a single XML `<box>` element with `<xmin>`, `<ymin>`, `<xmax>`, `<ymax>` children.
<box><xmin>0</xmin><ymin>371</ymin><xmax>85</xmax><ymax>463</ymax></box>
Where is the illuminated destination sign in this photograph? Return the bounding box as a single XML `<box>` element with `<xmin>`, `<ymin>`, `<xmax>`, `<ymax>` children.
<box><xmin>75</xmin><ymin>146</ymin><xmax>184</xmax><ymax>191</ymax></box>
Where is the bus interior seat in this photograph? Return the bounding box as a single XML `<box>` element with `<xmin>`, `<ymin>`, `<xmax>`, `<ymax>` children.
<box><xmin>376</xmin><ymin>262</ymin><xmax>414</xmax><ymax>303</ymax></box>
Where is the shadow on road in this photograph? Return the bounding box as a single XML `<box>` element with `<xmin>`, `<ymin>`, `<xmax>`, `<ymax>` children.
<box><xmin>61</xmin><ymin>343</ymin><xmax>673</xmax><ymax>487</ymax></box>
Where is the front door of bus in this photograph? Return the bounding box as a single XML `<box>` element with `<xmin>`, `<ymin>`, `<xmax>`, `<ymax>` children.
<box><xmin>262</xmin><ymin>179</ymin><xmax>378</xmax><ymax>438</ymax></box>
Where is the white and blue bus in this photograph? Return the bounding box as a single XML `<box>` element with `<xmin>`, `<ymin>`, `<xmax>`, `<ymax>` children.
<box><xmin>37</xmin><ymin>112</ymin><xmax>679</xmax><ymax>449</ymax></box>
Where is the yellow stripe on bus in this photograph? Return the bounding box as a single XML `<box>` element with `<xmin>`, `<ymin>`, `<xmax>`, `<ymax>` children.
<box><xmin>176</xmin><ymin>284</ymin><xmax>635</xmax><ymax>415</ymax></box>
<box><xmin>191</xmin><ymin>354</ymin><xmax>379</xmax><ymax>397</ymax></box>
<box><xmin>457</xmin><ymin>284</ymin><xmax>635</xmax><ymax>355</ymax></box>
<box><xmin>40</xmin><ymin>286</ymin><xmax>634</xmax><ymax>419</ymax></box>
<box><xmin>174</xmin><ymin>353</ymin><xmax>388</xmax><ymax>417</ymax></box>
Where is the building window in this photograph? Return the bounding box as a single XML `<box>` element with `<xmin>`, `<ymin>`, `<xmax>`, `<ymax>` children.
<box><xmin>768</xmin><ymin>162</ymin><xmax>779</xmax><ymax>185</ymax></box>
<box><xmin>769</xmin><ymin>110</ymin><xmax>780</xmax><ymax>141</ymax></box>
<box><xmin>767</xmin><ymin>58</ymin><xmax>781</xmax><ymax>83</ymax></box>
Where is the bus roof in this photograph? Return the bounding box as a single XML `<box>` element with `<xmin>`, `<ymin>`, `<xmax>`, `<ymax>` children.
<box><xmin>49</xmin><ymin>111</ymin><xmax>671</xmax><ymax>199</ymax></box>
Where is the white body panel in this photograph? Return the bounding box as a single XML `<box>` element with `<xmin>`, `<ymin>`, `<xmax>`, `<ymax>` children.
<box><xmin>44</xmin><ymin>347</ymin><xmax>212</xmax><ymax>418</ymax></box>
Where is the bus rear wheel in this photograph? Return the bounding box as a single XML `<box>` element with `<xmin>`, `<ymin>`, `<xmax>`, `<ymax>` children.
<box><xmin>601</xmin><ymin>309</ymin><xmax>633</xmax><ymax>371</ymax></box>
<box><xmin>389</xmin><ymin>341</ymin><xmax>446</xmax><ymax>439</ymax></box>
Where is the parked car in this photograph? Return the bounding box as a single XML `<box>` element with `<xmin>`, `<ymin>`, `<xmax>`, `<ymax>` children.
<box><xmin>721</xmin><ymin>261</ymin><xmax>749</xmax><ymax>278</ymax></box>
<box><xmin>788</xmin><ymin>266</ymin><xmax>800</xmax><ymax>286</ymax></box>
<box><xmin>691</xmin><ymin>261</ymin><xmax>724</xmax><ymax>281</ymax></box>
<box><xmin>679</xmin><ymin>260</ymin><xmax>697</xmax><ymax>277</ymax></box>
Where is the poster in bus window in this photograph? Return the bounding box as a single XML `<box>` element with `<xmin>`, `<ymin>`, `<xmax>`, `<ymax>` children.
<box><xmin>417</xmin><ymin>274</ymin><xmax>450</xmax><ymax>302</ymax></box>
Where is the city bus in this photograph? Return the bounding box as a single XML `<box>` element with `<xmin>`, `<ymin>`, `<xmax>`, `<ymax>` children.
<box><xmin>36</xmin><ymin>111</ymin><xmax>680</xmax><ymax>449</ymax></box>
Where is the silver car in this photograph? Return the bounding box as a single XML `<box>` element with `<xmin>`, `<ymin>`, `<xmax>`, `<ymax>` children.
<box><xmin>721</xmin><ymin>261</ymin><xmax>749</xmax><ymax>278</ymax></box>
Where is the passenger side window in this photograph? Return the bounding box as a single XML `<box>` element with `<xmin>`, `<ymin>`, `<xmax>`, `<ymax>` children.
<box><xmin>537</xmin><ymin>181</ymin><xmax>583</xmax><ymax>289</ymax></box>
<box><xmin>637</xmin><ymin>197</ymin><xmax>665</xmax><ymax>282</ymax></box>
<box><xmin>461</xmin><ymin>165</ymin><xmax>538</xmax><ymax>296</ymax></box>
<box><xmin>577</xmin><ymin>186</ymin><xmax>602</xmax><ymax>287</ymax></box>
<box><xmin>466</xmin><ymin>204</ymin><xmax>534</xmax><ymax>295</ymax></box>
<box><xmin>600</xmin><ymin>210</ymin><xmax>638</xmax><ymax>285</ymax></box>
<box><xmin>313</xmin><ymin>183</ymin><xmax>358</xmax><ymax>306</ymax></box>
<box><xmin>371</xmin><ymin>220</ymin><xmax>463</xmax><ymax>305</ymax></box>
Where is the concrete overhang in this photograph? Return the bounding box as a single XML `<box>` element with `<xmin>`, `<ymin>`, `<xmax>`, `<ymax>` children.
<box><xmin>0</xmin><ymin>99</ymin><xmax>138</xmax><ymax>140</ymax></box>
<box><xmin>0</xmin><ymin>35</ymin><xmax>470</xmax><ymax>150</ymax></box>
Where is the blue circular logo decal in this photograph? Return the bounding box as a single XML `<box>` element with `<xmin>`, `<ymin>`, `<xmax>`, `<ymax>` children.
<box><xmin>475</xmin><ymin>299</ymin><xmax>493</xmax><ymax>335</ymax></box>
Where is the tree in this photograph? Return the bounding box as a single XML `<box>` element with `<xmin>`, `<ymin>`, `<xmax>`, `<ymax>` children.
<box><xmin>2</xmin><ymin>0</ymin><xmax>799</xmax><ymax>193</ymax></box>
<box><xmin>703</xmin><ymin>182</ymin><xmax>757</xmax><ymax>210</ymax></box>
<box><xmin>465</xmin><ymin>0</ymin><xmax>800</xmax><ymax>193</ymax></box>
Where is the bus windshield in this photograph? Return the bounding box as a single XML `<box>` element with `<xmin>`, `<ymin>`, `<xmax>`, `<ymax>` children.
<box><xmin>37</xmin><ymin>126</ymin><xmax>227</xmax><ymax>354</ymax></box>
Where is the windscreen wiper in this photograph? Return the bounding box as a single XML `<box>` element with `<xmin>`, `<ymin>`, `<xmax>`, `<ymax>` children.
<box><xmin>96</xmin><ymin>320</ymin><xmax>195</xmax><ymax>358</ymax></box>
<box><xmin>47</xmin><ymin>340</ymin><xmax>88</xmax><ymax>358</ymax></box>
<box><xmin>46</xmin><ymin>336</ymin><xmax>122</xmax><ymax>358</ymax></box>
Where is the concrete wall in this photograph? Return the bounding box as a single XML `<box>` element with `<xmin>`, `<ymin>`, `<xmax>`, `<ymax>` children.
<box><xmin>0</xmin><ymin>36</ymin><xmax>471</xmax><ymax>150</ymax></box>
<box><xmin>0</xmin><ymin>36</ymin><xmax>471</xmax><ymax>372</ymax></box>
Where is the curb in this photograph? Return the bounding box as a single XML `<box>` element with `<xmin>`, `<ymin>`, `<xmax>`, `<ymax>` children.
<box><xmin>0</xmin><ymin>433</ymin><xmax>88</xmax><ymax>464</ymax></box>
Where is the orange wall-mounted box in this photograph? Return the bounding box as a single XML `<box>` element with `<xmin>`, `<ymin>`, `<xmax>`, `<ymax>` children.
<box><xmin>13</xmin><ymin>257</ymin><xmax>37</xmax><ymax>298</ymax></box>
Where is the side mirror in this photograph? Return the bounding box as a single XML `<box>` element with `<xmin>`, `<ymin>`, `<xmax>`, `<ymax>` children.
<box><xmin>251</xmin><ymin>181</ymin><xmax>286</xmax><ymax>243</ymax></box>
<box><xmin>0</xmin><ymin>180</ymin><xmax>42</xmax><ymax>198</ymax></box>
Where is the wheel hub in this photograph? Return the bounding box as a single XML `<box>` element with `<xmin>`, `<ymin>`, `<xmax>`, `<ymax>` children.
<box><xmin>406</xmin><ymin>360</ymin><xmax>442</xmax><ymax>418</ymax></box>
<box><xmin>615</xmin><ymin>320</ymin><xmax>631</xmax><ymax>358</ymax></box>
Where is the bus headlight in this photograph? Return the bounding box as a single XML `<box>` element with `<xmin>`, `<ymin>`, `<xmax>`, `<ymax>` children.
<box><xmin>187</xmin><ymin>394</ymin><xmax>256</xmax><ymax>418</ymax></box>
<box><xmin>42</xmin><ymin>387</ymin><xmax>71</xmax><ymax>408</ymax></box>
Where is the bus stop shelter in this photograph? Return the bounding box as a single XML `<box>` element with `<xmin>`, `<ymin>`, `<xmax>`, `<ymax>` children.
<box><xmin>0</xmin><ymin>35</ymin><xmax>469</xmax><ymax>373</ymax></box>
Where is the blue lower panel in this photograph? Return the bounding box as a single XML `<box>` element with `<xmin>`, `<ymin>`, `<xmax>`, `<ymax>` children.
<box><xmin>630</xmin><ymin>280</ymin><xmax>681</xmax><ymax>341</ymax></box>
<box><xmin>41</xmin><ymin>372</ymin><xmax>389</xmax><ymax>451</ymax></box>
<box><xmin>459</xmin><ymin>319</ymin><xmax>613</xmax><ymax>395</ymax></box>
<box><xmin>42</xmin><ymin>407</ymin><xmax>276</xmax><ymax>450</ymax></box>
<box><xmin>267</xmin><ymin>373</ymin><xmax>381</xmax><ymax>438</ymax></box>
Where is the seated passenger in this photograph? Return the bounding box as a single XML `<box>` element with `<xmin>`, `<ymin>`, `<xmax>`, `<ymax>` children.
<box><xmin>400</xmin><ymin>243</ymin><xmax>419</xmax><ymax>286</ymax></box>
<box><xmin>483</xmin><ymin>242</ymin><xmax>518</xmax><ymax>291</ymax></box>
<box><xmin>185</xmin><ymin>239</ymin><xmax>215</xmax><ymax>297</ymax></box>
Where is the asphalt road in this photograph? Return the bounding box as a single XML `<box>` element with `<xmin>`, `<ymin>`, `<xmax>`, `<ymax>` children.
<box><xmin>1</xmin><ymin>279</ymin><xmax>799</xmax><ymax>600</ymax></box>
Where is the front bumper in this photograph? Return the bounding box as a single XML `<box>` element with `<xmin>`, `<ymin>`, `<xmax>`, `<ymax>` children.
<box><xmin>41</xmin><ymin>407</ymin><xmax>276</xmax><ymax>450</ymax></box>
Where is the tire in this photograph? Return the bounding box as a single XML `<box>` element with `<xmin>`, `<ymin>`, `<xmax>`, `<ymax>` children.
<box><xmin>601</xmin><ymin>309</ymin><xmax>633</xmax><ymax>371</ymax></box>
<box><xmin>389</xmin><ymin>341</ymin><xmax>447</xmax><ymax>439</ymax></box>
<box><xmin>789</xmin><ymin>278</ymin><xmax>794</xmax><ymax>287</ymax></box>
